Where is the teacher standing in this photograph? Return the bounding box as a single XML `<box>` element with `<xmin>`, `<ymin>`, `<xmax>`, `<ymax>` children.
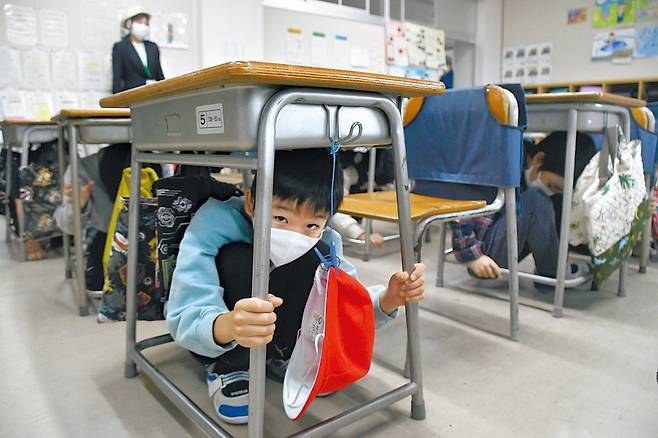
<box><xmin>112</xmin><ymin>5</ymin><xmax>165</xmax><ymax>93</ymax></box>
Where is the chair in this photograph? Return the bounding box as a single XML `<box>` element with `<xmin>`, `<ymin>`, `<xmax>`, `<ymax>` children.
<box><xmin>340</xmin><ymin>85</ymin><xmax>523</xmax><ymax>340</ymax></box>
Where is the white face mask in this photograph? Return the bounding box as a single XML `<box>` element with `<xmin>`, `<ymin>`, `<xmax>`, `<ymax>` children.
<box><xmin>130</xmin><ymin>22</ymin><xmax>150</xmax><ymax>40</ymax></box>
<box><xmin>270</xmin><ymin>228</ymin><xmax>320</xmax><ymax>268</ymax></box>
<box><xmin>525</xmin><ymin>168</ymin><xmax>557</xmax><ymax>197</ymax></box>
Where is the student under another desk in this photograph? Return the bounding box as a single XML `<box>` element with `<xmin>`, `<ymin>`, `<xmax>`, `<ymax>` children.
<box><xmin>450</xmin><ymin>132</ymin><xmax>595</xmax><ymax>289</ymax></box>
<box><xmin>166</xmin><ymin>149</ymin><xmax>426</xmax><ymax>425</ymax></box>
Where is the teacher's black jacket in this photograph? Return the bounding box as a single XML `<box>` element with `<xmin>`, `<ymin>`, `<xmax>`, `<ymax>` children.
<box><xmin>111</xmin><ymin>36</ymin><xmax>165</xmax><ymax>93</ymax></box>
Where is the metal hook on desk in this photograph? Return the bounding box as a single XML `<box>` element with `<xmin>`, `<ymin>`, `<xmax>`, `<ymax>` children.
<box><xmin>337</xmin><ymin>121</ymin><xmax>363</xmax><ymax>145</ymax></box>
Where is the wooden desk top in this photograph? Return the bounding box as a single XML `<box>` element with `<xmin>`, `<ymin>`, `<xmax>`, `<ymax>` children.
<box><xmin>100</xmin><ymin>61</ymin><xmax>445</xmax><ymax>108</ymax></box>
<box><xmin>53</xmin><ymin>108</ymin><xmax>130</xmax><ymax>121</ymax></box>
<box><xmin>1</xmin><ymin>119</ymin><xmax>57</xmax><ymax>126</ymax></box>
<box><xmin>526</xmin><ymin>92</ymin><xmax>645</xmax><ymax>107</ymax></box>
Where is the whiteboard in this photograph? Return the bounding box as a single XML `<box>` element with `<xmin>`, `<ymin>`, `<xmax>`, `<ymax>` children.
<box><xmin>263</xmin><ymin>6</ymin><xmax>386</xmax><ymax>74</ymax></box>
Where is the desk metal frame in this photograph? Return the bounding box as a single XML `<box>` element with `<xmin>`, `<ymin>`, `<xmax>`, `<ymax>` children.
<box><xmin>525</xmin><ymin>102</ymin><xmax>632</xmax><ymax>317</ymax></box>
<box><xmin>124</xmin><ymin>88</ymin><xmax>424</xmax><ymax>438</ymax></box>
<box><xmin>55</xmin><ymin>117</ymin><xmax>132</xmax><ymax>316</ymax></box>
<box><xmin>2</xmin><ymin>123</ymin><xmax>59</xmax><ymax>261</ymax></box>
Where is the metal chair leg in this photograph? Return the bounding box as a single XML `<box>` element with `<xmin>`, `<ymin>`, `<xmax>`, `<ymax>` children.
<box><xmin>435</xmin><ymin>222</ymin><xmax>447</xmax><ymax>287</ymax></box>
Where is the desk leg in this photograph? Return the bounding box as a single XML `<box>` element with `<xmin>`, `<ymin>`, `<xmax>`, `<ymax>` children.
<box><xmin>362</xmin><ymin>148</ymin><xmax>376</xmax><ymax>261</ymax></box>
<box><xmin>618</xmin><ymin>262</ymin><xmax>627</xmax><ymax>297</ymax></box>
<box><xmin>504</xmin><ymin>187</ymin><xmax>520</xmax><ymax>341</ymax></box>
<box><xmin>68</xmin><ymin>125</ymin><xmax>88</xmax><ymax>317</ymax></box>
<box><xmin>639</xmin><ymin>174</ymin><xmax>652</xmax><ymax>274</ymax></box>
<box><xmin>57</xmin><ymin>126</ymin><xmax>72</xmax><ymax>278</ymax></box>
<box><xmin>389</xmin><ymin>98</ymin><xmax>425</xmax><ymax>420</ymax></box>
<box><xmin>248</xmin><ymin>101</ymin><xmax>277</xmax><ymax>438</ymax></box>
<box><xmin>4</xmin><ymin>143</ymin><xmax>12</xmax><ymax>245</ymax></box>
<box><xmin>125</xmin><ymin>146</ymin><xmax>142</xmax><ymax>378</ymax></box>
<box><xmin>553</xmin><ymin>109</ymin><xmax>578</xmax><ymax>318</ymax></box>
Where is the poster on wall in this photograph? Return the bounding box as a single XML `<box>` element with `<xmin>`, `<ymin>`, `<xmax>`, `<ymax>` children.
<box><xmin>78</xmin><ymin>52</ymin><xmax>106</xmax><ymax>90</ymax></box>
<box><xmin>540</xmin><ymin>43</ymin><xmax>553</xmax><ymax>62</ymax></box>
<box><xmin>51</xmin><ymin>51</ymin><xmax>78</xmax><ymax>89</ymax></box>
<box><xmin>538</xmin><ymin>64</ymin><xmax>552</xmax><ymax>83</ymax></box>
<box><xmin>405</xmin><ymin>22</ymin><xmax>426</xmax><ymax>67</ymax></box>
<box><xmin>568</xmin><ymin>7</ymin><xmax>588</xmax><ymax>24</ymax></box>
<box><xmin>0</xmin><ymin>47</ymin><xmax>23</xmax><ymax>87</ymax></box>
<box><xmin>1</xmin><ymin>89</ymin><xmax>27</xmax><ymax>119</ymax></box>
<box><xmin>310</xmin><ymin>32</ymin><xmax>328</xmax><ymax>66</ymax></box>
<box><xmin>333</xmin><ymin>35</ymin><xmax>349</xmax><ymax>69</ymax></box>
<box><xmin>425</xmin><ymin>28</ymin><xmax>446</xmax><ymax>69</ymax></box>
<box><xmin>38</xmin><ymin>9</ymin><xmax>68</xmax><ymax>48</ymax></box>
<box><xmin>22</xmin><ymin>49</ymin><xmax>51</xmax><ymax>89</ymax></box>
<box><xmin>26</xmin><ymin>91</ymin><xmax>54</xmax><ymax>120</ymax></box>
<box><xmin>514</xmin><ymin>47</ymin><xmax>527</xmax><ymax>66</ymax></box>
<box><xmin>634</xmin><ymin>25</ymin><xmax>658</xmax><ymax>56</ymax></box>
<box><xmin>503</xmin><ymin>47</ymin><xmax>516</xmax><ymax>67</ymax></box>
<box><xmin>636</xmin><ymin>0</ymin><xmax>658</xmax><ymax>23</ymax></box>
<box><xmin>151</xmin><ymin>13</ymin><xmax>190</xmax><ymax>49</ymax></box>
<box><xmin>502</xmin><ymin>67</ymin><xmax>515</xmax><ymax>82</ymax></box>
<box><xmin>385</xmin><ymin>20</ymin><xmax>408</xmax><ymax>66</ymax></box>
<box><xmin>285</xmin><ymin>28</ymin><xmax>304</xmax><ymax>64</ymax></box>
<box><xmin>81</xmin><ymin>0</ymin><xmax>116</xmax><ymax>50</ymax></box>
<box><xmin>593</xmin><ymin>0</ymin><xmax>635</xmax><ymax>28</ymax></box>
<box><xmin>4</xmin><ymin>4</ymin><xmax>38</xmax><ymax>46</ymax></box>
<box><xmin>526</xmin><ymin>45</ymin><xmax>540</xmax><ymax>65</ymax></box>
<box><xmin>514</xmin><ymin>67</ymin><xmax>526</xmax><ymax>84</ymax></box>
<box><xmin>592</xmin><ymin>27</ymin><xmax>635</xmax><ymax>58</ymax></box>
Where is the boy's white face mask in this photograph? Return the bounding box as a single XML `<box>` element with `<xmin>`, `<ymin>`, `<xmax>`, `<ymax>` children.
<box><xmin>270</xmin><ymin>228</ymin><xmax>320</xmax><ymax>267</ymax></box>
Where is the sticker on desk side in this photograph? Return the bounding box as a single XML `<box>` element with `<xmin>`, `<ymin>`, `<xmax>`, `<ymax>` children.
<box><xmin>196</xmin><ymin>103</ymin><xmax>224</xmax><ymax>134</ymax></box>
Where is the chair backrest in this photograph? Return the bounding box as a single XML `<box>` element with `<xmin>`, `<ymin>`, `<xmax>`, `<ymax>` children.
<box><xmin>404</xmin><ymin>85</ymin><xmax>525</xmax><ymax>201</ymax></box>
<box><xmin>630</xmin><ymin>106</ymin><xmax>657</xmax><ymax>174</ymax></box>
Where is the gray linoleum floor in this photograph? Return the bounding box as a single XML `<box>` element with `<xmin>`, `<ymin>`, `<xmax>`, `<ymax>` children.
<box><xmin>1</xmin><ymin>218</ymin><xmax>658</xmax><ymax>438</ymax></box>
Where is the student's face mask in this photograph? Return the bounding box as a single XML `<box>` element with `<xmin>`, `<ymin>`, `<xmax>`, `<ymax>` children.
<box><xmin>130</xmin><ymin>22</ymin><xmax>150</xmax><ymax>40</ymax></box>
<box><xmin>270</xmin><ymin>228</ymin><xmax>320</xmax><ymax>267</ymax></box>
<box><xmin>525</xmin><ymin>167</ymin><xmax>557</xmax><ymax>197</ymax></box>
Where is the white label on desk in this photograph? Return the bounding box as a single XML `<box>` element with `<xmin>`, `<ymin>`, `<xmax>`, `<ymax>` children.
<box><xmin>196</xmin><ymin>103</ymin><xmax>224</xmax><ymax>134</ymax></box>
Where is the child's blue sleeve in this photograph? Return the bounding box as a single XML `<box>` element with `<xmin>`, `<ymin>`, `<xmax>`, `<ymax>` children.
<box><xmin>166</xmin><ymin>197</ymin><xmax>252</xmax><ymax>358</ymax></box>
<box><xmin>323</xmin><ymin>228</ymin><xmax>399</xmax><ymax>328</ymax></box>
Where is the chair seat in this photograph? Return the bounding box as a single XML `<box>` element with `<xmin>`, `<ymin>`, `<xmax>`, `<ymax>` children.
<box><xmin>339</xmin><ymin>191</ymin><xmax>487</xmax><ymax>222</ymax></box>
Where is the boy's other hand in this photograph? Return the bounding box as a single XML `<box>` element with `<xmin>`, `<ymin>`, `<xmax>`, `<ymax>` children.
<box><xmin>64</xmin><ymin>181</ymin><xmax>94</xmax><ymax>207</ymax></box>
<box><xmin>467</xmin><ymin>255</ymin><xmax>501</xmax><ymax>279</ymax></box>
<box><xmin>379</xmin><ymin>263</ymin><xmax>426</xmax><ymax>315</ymax></box>
<box><xmin>213</xmin><ymin>294</ymin><xmax>283</xmax><ymax>348</ymax></box>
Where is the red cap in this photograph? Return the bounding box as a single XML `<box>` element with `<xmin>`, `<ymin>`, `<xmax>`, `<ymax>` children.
<box><xmin>283</xmin><ymin>266</ymin><xmax>375</xmax><ymax>420</ymax></box>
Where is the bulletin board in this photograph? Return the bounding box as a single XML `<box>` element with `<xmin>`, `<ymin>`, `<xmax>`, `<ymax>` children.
<box><xmin>0</xmin><ymin>0</ymin><xmax>200</xmax><ymax>121</ymax></box>
<box><xmin>263</xmin><ymin>6</ymin><xmax>387</xmax><ymax>74</ymax></box>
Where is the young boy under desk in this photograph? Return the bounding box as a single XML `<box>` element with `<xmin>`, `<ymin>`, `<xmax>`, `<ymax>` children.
<box><xmin>450</xmin><ymin>131</ymin><xmax>595</xmax><ymax>287</ymax></box>
<box><xmin>166</xmin><ymin>149</ymin><xmax>426</xmax><ymax>425</ymax></box>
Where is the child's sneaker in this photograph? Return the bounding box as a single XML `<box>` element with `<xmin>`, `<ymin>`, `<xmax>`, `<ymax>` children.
<box><xmin>207</xmin><ymin>370</ymin><xmax>249</xmax><ymax>424</ymax></box>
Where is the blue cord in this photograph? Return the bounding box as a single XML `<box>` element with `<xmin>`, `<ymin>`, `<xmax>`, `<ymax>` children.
<box><xmin>314</xmin><ymin>138</ymin><xmax>340</xmax><ymax>270</ymax></box>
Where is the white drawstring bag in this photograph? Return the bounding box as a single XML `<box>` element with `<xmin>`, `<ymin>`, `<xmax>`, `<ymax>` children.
<box><xmin>570</xmin><ymin>126</ymin><xmax>646</xmax><ymax>256</ymax></box>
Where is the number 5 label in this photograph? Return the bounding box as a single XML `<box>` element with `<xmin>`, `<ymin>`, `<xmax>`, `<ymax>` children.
<box><xmin>196</xmin><ymin>103</ymin><xmax>224</xmax><ymax>135</ymax></box>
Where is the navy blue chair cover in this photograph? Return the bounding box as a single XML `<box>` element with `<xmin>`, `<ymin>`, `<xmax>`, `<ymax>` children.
<box><xmin>405</xmin><ymin>87</ymin><xmax>525</xmax><ymax>203</ymax></box>
<box><xmin>629</xmin><ymin>116</ymin><xmax>657</xmax><ymax>174</ymax></box>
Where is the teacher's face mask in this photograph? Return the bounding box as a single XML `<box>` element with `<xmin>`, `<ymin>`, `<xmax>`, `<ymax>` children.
<box><xmin>131</xmin><ymin>22</ymin><xmax>150</xmax><ymax>40</ymax></box>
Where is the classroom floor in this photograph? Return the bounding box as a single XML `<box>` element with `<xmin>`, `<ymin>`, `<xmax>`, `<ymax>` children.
<box><xmin>2</xmin><ymin>218</ymin><xmax>658</xmax><ymax>438</ymax></box>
